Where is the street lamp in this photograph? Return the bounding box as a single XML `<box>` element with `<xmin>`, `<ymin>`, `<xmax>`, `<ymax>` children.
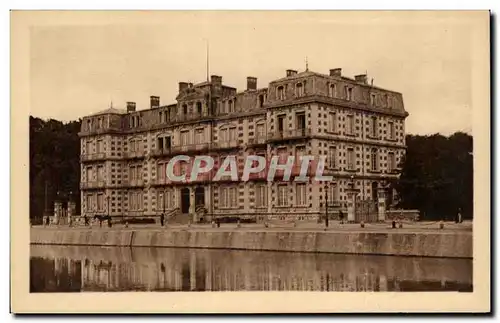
<box><xmin>325</xmin><ymin>182</ymin><xmax>329</xmax><ymax>228</ymax></box>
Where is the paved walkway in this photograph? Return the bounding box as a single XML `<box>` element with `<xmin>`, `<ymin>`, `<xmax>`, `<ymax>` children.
<box><xmin>33</xmin><ymin>220</ymin><xmax>472</xmax><ymax>234</ymax></box>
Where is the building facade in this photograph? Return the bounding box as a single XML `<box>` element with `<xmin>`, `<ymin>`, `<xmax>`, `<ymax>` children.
<box><xmin>79</xmin><ymin>67</ymin><xmax>409</xmax><ymax>222</ymax></box>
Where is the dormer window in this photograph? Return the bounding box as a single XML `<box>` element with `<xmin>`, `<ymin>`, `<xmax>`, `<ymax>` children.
<box><xmin>196</xmin><ymin>102</ymin><xmax>202</xmax><ymax>115</ymax></box>
<box><xmin>182</xmin><ymin>104</ymin><xmax>188</xmax><ymax>115</ymax></box>
<box><xmin>296</xmin><ymin>83</ymin><xmax>304</xmax><ymax>97</ymax></box>
<box><xmin>370</xmin><ymin>93</ymin><xmax>376</xmax><ymax>105</ymax></box>
<box><xmin>328</xmin><ymin>83</ymin><xmax>337</xmax><ymax>98</ymax></box>
<box><xmin>228</xmin><ymin>100</ymin><xmax>234</xmax><ymax>113</ymax></box>
<box><xmin>258</xmin><ymin>94</ymin><xmax>264</xmax><ymax>108</ymax></box>
<box><xmin>277</xmin><ymin>86</ymin><xmax>285</xmax><ymax>100</ymax></box>
<box><xmin>345</xmin><ymin>86</ymin><xmax>353</xmax><ymax>101</ymax></box>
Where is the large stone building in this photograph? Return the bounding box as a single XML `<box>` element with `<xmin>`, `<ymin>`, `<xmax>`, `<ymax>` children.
<box><xmin>79</xmin><ymin>67</ymin><xmax>408</xmax><ymax>222</ymax></box>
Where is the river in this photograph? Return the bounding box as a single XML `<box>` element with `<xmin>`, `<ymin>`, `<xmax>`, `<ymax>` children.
<box><xmin>30</xmin><ymin>245</ymin><xmax>472</xmax><ymax>292</ymax></box>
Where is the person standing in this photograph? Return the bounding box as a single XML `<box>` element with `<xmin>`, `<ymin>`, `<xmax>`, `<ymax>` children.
<box><xmin>160</xmin><ymin>213</ymin><xmax>165</xmax><ymax>227</ymax></box>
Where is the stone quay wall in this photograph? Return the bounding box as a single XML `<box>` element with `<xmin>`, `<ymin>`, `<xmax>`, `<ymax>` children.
<box><xmin>30</xmin><ymin>228</ymin><xmax>472</xmax><ymax>259</ymax></box>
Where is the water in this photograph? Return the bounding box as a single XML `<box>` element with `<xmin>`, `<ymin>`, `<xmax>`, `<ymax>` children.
<box><xmin>30</xmin><ymin>245</ymin><xmax>472</xmax><ymax>292</ymax></box>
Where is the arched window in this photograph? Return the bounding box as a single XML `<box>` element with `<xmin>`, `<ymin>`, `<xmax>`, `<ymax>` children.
<box><xmin>370</xmin><ymin>148</ymin><xmax>378</xmax><ymax>171</ymax></box>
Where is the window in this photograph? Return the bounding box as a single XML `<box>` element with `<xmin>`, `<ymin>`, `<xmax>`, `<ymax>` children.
<box><xmin>219</xmin><ymin>128</ymin><xmax>228</xmax><ymax>142</ymax></box>
<box><xmin>229</xmin><ymin>127</ymin><xmax>237</xmax><ymax>141</ymax></box>
<box><xmin>129</xmin><ymin>138</ymin><xmax>141</xmax><ymax>152</ymax></box>
<box><xmin>256</xmin><ymin>123</ymin><xmax>265</xmax><ymax>138</ymax></box>
<box><xmin>329</xmin><ymin>83</ymin><xmax>337</xmax><ymax>97</ymax></box>
<box><xmin>196</xmin><ymin>102</ymin><xmax>202</xmax><ymax>115</ymax></box>
<box><xmin>255</xmin><ymin>184</ymin><xmax>267</xmax><ymax>208</ymax></box>
<box><xmin>157</xmin><ymin>163</ymin><xmax>165</xmax><ymax>180</ymax></box>
<box><xmin>220</xmin><ymin>186</ymin><xmax>237</xmax><ymax>208</ymax></box>
<box><xmin>388</xmin><ymin>121</ymin><xmax>395</xmax><ymax>140</ymax></box>
<box><xmin>388</xmin><ymin>152</ymin><xmax>396</xmax><ymax>172</ymax></box>
<box><xmin>195</xmin><ymin>128</ymin><xmax>204</xmax><ymax>144</ymax></box>
<box><xmin>259</xmin><ymin>95</ymin><xmax>264</xmax><ymax>107</ymax></box>
<box><xmin>86</xmin><ymin>140</ymin><xmax>92</xmax><ymax>154</ymax></box>
<box><xmin>97</xmin><ymin>193</ymin><xmax>104</xmax><ymax>211</ymax></box>
<box><xmin>87</xmin><ymin>119</ymin><xmax>92</xmax><ymax>131</ymax></box>
<box><xmin>97</xmin><ymin>165</ymin><xmax>104</xmax><ymax>181</ymax></box>
<box><xmin>329</xmin><ymin>112</ymin><xmax>337</xmax><ymax>132</ymax></box>
<box><xmin>182</xmin><ymin>104</ymin><xmax>188</xmax><ymax>115</ymax></box>
<box><xmin>277</xmin><ymin>115</ymin><xmax>285</xmax><ymax>133</ymax></box>
<box><xmin>97</xmin><ymin>118</ymin><xmax>103</xmax><ymax>129</ymax></box>
<box><xmin>277</xmin><ymin>185</ymin><xmax>288</xmax><ymax>207</ymax></box>
<box><xmin>296</xmin><ymin>183</ymin><xmax>307</xmax><ymax>206</ymax></box>
<box><xmin>277</xmin><ymin>148</ymin><xmax>288</xmax><ymax>163</ymax></box>
<box><xmin>346</xmin><ymin>115</ymin><xmax>354</xmax><ymax>135</ymax></box>
<box><xmin>295</xmin><ymin>146</ymin><xmax>305</xmax><ymax>166</ymax></box>
<box><xmin>157</xmin><ymin>189</ymin><xmax>173</xmax><ymax>210</ymax></box>
<box><xmin>347</xmin><ymin>148</ymin><xmax>355</xmax><ymax>170</ymax></box>
<box><xmin>296</xmin><ymin>83</ymin><xmax>304</xmax><ymax>97</ymax></box>
<box><xmin>371</xmin><ymin>116</ymin><xmax>378</xmax><ymax>138</ymax></box>
<box><xmin>345</xmin><ymin>87</ymin><xmax>352</xmax><ymax>101</ymax></box>
<box><xmin>370</xmin><ymin>93</ymin><xmax>376</xmax><ymax>105</ymax></box>
<box><xmin>86</xmin><ymin>194</ymin><xmax>93</xmax><ymax>211</ymax></box>
<box><xmin>370</xmin><ymin>148</ymin><xmax>378</xmax><ymax>171</ymax></box>
<box><xmin>387</xmin><ymin>95</ymin><xmax>392</xmax><ymax>109</ymax></box>
<box><xmin>129</xmin><ymin>191</ymin><xmax>142</xmax><ymax>211</ymax></box>
<box><xmin>228</xmin><ymin>100</ymin><xmax>234</xmax><ymax>113</ymax></box>
<box><xmin>277</xmin><ymin>86</ymin><xmax>285</xmax><ymax>100</ymax></box>
<box><xmin>328</xmin><ymin>146</ymin><xmax>337</xmax><ymax>169</ymax></box>
<box><xmin>86</xmin><ymin>166</ymin><xmax>93</xmax><ymax>182</ymax></box>
<box><xmin>179</xmin><ymin>162</ymin><xmax>188</xmax><ymax>175</ymax></box>
<box><xmin>129</xmin><ymin>164</ymin><xmax>141</xmax><ymax>180</ymax></box>
<box><xmin>180</xmin><ymin>130</ymin><xmax>190</xmax><ymax>146</ymax></box>
<box><xmin>328</xmin><ymin>183</ymin><xmax>338</xmax><ymax>204</ymax></box>
<box><xmin>96</xmin><ymin>140</ymin><xmax>103</xmax><ymax>153</ymax></box>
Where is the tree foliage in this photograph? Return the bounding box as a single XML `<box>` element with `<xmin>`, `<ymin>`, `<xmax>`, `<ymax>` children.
<box><xmin>29</xmin><ymin>116</ymin><xmax>81</xmax><ymax>218</ymax></box>
<box><xmin>394</xmin><ymin>132</ymin><xmax>473</xmax><ymax>221</ymax></box>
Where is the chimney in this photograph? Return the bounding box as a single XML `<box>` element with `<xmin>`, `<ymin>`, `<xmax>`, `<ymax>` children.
<box><xmin>246</xmin><ymin>77</ymin><xmax>257</xmax><ymax>90</ymax></box>
<box><xmin>355</xmin><ymin>74</ymin><xmax>368</xmax><ymax>84</ymax></box>
<box><xmin>210</xmin><ymin>75</ymin><xmax>222</xmax><ymax>86</ymax></box>
<box><xmin>150</xmin><ymin>96</ymin><xmax>160</xmax><ymax>109</ymax></box>
<box><xmin>126</xmin><ymin>102</ymin><xmax>136</xmax><ymax>113</ymax></box>
<box><xmin>286</xmin><ymin>69</ymin><xmax>298</xmax><ymax>77</ymax></box>
<box><xmin>329</xmin><ymin>68</ymin><xmax>342</xmax><ymax>77</ymax></box>
<box><xmin>179</xmin><ymin>82</ymin><xmax>188</xmax><ymax>92</ymax></box>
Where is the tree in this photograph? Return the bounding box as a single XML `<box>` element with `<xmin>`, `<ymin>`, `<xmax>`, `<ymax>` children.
<box><xmin>29</xmin><ymin>116</ymin><xmax>81</xmax><ymax>219</ymax></box>
<box><xmin>394</xmin><ymin>132</ymin><xmax>473</xmax><ymax>221</ymax></box>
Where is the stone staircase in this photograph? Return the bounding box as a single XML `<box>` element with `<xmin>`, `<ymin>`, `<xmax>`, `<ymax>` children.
<box><xmin>166</xmin><ymin>208</ymin><xmax>191</xmax><ymax>225</ymax></box>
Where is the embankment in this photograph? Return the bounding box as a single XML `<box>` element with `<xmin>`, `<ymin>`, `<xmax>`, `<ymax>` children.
<box><xmin>30</xmin><ymin>228</ymin><xmax>472</xmax><ymax>258</ymax></box>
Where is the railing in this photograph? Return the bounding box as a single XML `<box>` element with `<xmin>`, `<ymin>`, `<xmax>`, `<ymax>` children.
<box><xmin>80</xmin><ymin>181</ymin><xmax>106</xmax><ymax>189</ymax></box>
<box><xmin>248</xmin><ymin>136</ymin><xmax>267</xmax><ymax>145</ymax></box>
<box><xmin>174</xmin><ymin>112</ymin><xmax>211</xmax><ymax>123</ymax></box>
<box><xmin>80</xmin><ymin>153</ymin><xmax>106</xmax><ymax>162</ymax></box>
<box><xmin>171</xmin><ymin>143</ymin><xmax>210</xmax><ymax>154</ymax></box>
<box><xmin>123</xmin><ymin>150</ymin><xmax>144</xmax><ymax>159</ymax></box>
<box><xmin>212</xmin><ymin>140</ymin><xmax>240</xmax><ymax>150</ymax></box>
<box><xmin>122</xmin><ymin>179</ymin><xmax>144</xmax><ymax>187</ymax></box>
<box><xmin>151</xmin><ymin>148</ymin><xmax>173</xmax><ymax>157</ymax></box>
<box><xmin>267</xmin><ymin>128</ymin><xmax>311</xmax><ymax>141</ymax></box>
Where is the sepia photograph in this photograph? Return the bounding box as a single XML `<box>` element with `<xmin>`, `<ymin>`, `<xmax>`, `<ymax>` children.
<box><xmin>10</xmin><ymin>9</ymin><xmax>491</xmax><ymax>313</ymax></box>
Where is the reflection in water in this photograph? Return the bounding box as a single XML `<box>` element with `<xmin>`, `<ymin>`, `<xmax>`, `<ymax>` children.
<box><xmin>30</xmin><ymin>245</ymin><xmax>472</xmax><ymax>292</ymax></box>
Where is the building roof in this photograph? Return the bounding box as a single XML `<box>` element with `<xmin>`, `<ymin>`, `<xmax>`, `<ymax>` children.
<box><xmin>89</xmin><ymin>107</ymin><xmax>127</xmax><ymax>117</ymax></box>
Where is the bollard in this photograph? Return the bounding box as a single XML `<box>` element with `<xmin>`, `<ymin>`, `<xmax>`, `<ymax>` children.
<box><xmin>360</xmin><ymin>221</ymin><xmax>365</xmax><ymax>228</ymax></box>
<box><xmin>264</xmin><ymin>222</ymin><xmax>269</xmax><ymax>228</ymax></box>
<box><xmin>237</xmin><ymin>220</ymin><xmax>241</xmax><ymax>228</ymax></box>
<box><xmin>211</xmin><ymin>221</ymin><xmax>216</xmax><ymax>228</ymax></box>
<box><xmin>439</xmin><ymin>221</ymin><xmax>444</xmax><ymax>229</ymax></box>
<box><xmin>125</xmin><ymin>221</ymin><xmax>129</xmax><ymax>228</ymax></box>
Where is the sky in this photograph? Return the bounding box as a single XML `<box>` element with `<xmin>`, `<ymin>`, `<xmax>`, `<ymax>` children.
<box><xmin>29</xmin><ymin>11</ymin><xmax>476</xmax><ymax>135</ymax></box>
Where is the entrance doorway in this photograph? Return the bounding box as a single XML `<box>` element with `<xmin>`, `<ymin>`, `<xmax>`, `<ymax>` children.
<box><xmin>181</xmin><ymin>188</ymin><xmax>190</xmax><ymax>214</ymax></box>
<box><xmin>371</xmin><ymin>181</ymin><xmax>379</xmax><ymax>201</ymax></box>
<box><xmin>195</xmin><ymin>187</ymin><xmax>205</xmax><ymax>207</ymax></box>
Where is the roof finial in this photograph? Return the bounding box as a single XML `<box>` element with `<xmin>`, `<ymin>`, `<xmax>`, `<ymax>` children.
<box><xmin>110</xmin><ymin>100</ymin><xmax>113</xmax><ymax>109</ymax></box>
<box><xmin>305</xmin><ymin>56</ymin><xmax>309</xmax><ymax>72</ymax></box>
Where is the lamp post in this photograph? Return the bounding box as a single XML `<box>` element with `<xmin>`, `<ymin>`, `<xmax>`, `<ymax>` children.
<box><xmin>106</xmin><ymin>195</ymin><xmax>111</xmax><ymax>227</ymax></box>
<box><xmin>325</xmin><ymin>183</ymin><xmax>329</xmax><ymax>228</ymax></box>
